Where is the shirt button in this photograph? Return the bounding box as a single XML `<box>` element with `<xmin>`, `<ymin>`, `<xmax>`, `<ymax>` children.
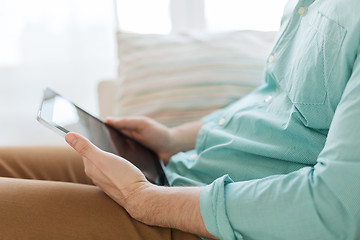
<box><xmin>268</xmin><ymin>55</ymin><xmax>275</xmax><ymax>63</ymax></box>
<box><xmin>218</xmin><ymin>118</ymin><xmax>226</xmax><ymax>126</ymax></box>
<box><xmin>298</xmin><ymin>7</ymin><xmax>306</xmax><ymax>15</ymax></box>
<box><xmin>265</xmin><ymin>95</ymin><xmax>273</xmax><ymax>103</ymax></box>
<box><xmin>189</xmin><ymin>154</ymin><xmax>198</xmax><ymax>161</ymax></box>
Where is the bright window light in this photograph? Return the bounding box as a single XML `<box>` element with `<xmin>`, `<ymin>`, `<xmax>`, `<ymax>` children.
<box><xmin>205</xmin><ymin>0</ymin><xmax>288</xmax><ymax>32</ymax></box>
<box><xmin>116</xmin><ymin>0</ymin><xmax>171</xmax><ymax>34</ymax></box>
<box><xmin>53</xmin><ymin>96</ymin><xmax>79</xmax><ymax>126</ymax></box>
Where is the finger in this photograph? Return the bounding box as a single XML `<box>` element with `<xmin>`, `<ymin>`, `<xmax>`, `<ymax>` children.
<box><xmin>66</xmin><ymin>133</ymin><xmax>113</xmax><ymax>181</ymax></box>
<box><xmin>116</xmin><ymin>129</ymin><xmax>135</xmax><ymax>139</ymax></box>
<box><xmin>65</xmin><ymin>132</ymin><xmax>104</xmax><ymax>161</ymax></box>
<box><xmin>66</xmin><ymin>132</ymin><xmax>143</xmax><ymax>178</ymax></box>
<box><xmin>66</xmin><ymin>132</ymin><xmax>148</xmax><ymax>188</ymax></box>
<box><xmin>106</xmin><ymin>116</ymin><xmax>147</xmax><ymax>130</ymax></box>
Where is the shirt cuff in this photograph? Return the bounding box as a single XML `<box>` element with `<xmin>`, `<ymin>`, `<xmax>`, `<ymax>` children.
<box><xmin>200</xmin><ymin>175</ymin><xmax>240</xmax><ymax>240</ymax></box>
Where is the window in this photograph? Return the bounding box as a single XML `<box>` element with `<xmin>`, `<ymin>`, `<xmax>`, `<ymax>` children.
<box><xmin>115</xmin><ymin>0</ymin><xmax>171</xmax><ymax>34</ymax></box>
<box><xmin>115</xmin><ymin>0</ymin><xmax>288</xmax><ymax>33</ymax></box>
<box><xmin>0</xmin><ymin>0</ymin><xmax>288</xmax><ymax>65</ymax></box>
<box><xmin>205</xmin><ymin>0</ymin><xmax>289</xmax><ymax>32</ymax></box>
<box><xmin>0</xmin><ymin>0</ymin><xmax>115</xmax><ymax>66</ymax></box>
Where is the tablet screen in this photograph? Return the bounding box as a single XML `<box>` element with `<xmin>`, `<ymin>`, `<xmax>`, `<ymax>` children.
<box><xmin>38</xmin><ymin>88</ymin><xmax>168</xmax><ymax>185</ymax></box>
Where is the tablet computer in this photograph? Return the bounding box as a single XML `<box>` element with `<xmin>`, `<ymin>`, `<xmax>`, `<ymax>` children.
<box><xmin>37</xmin><ymin>88</ymin><xmax>169</xmax><ymax>186</ymax></box>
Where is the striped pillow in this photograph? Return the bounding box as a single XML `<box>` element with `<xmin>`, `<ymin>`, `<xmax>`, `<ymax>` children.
<box><xmin>114</xmin><ymin>31</ymin><xmax>276</xmax><ymax>126</ymax></box>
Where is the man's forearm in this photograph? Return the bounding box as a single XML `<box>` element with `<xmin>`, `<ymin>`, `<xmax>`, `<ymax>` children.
<box><xmin>128</xmin><ymin>121</ymin><xmax>210</xmax><ymax>237</ymax></box>
<box><xmin>126</xmin><ymin>185</ymin><xmax>216</xmax><ymax>239</ymax></box>
<box><xmin>170</xmin><ymin>121</ymin><xmax>204</xmax><ymax>154</ymax></box>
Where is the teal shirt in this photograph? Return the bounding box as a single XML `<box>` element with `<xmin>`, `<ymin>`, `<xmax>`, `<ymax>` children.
<box><xmin>165</xmin><ymin>0</ymin><xmax>360</xmax><ymax>239</ymax></box>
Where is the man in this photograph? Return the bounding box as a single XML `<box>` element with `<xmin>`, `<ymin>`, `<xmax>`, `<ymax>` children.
<box><xmin>1</xmin><ymin>0</ymin><xmax>360</xmax><ymax>239</ymax></box>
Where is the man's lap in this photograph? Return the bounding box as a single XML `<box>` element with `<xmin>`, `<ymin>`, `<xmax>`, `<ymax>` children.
<box><xmin>0</xmin><ymin>146</ymin><xmax>200</xmax><ymax>240</ymax></box>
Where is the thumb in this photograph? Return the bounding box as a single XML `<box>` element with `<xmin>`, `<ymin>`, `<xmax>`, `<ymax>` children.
<box><xmin>65</xmin><ymin>132</ymin><xmax>103</xmax><ymax>160</ymax></box>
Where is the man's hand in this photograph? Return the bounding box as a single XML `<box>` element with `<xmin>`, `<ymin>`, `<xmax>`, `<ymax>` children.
<box><xmin>106</xmin><ymin>116</ymin><xmax>176</xmax><ymax>164</ymax></box>
<box><xmin>65</xmin><ymin>132</ymin><xmax>151</xmax><ymax>210</ymax></box>
<box><xmin>106</xmin><ymin>116</ymin><xmax>204</xmax><ymax>164</ymax></box>
<box><xmin>65</xmin><ymin>132</ymin><xmax>215</xmax><ymax>239</ymax></box>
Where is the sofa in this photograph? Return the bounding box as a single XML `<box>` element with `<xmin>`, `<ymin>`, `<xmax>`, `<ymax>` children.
<box><xmin>97</xmin><ymin>30</ymin><xmax>277</xmax><ymax>124</ymax></box>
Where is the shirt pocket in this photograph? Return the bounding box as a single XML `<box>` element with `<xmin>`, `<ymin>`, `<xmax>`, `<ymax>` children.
<box><xmin>273</xmin><ymin>10</ymin><xmax>346</xmax><ymax>105</ymax></box>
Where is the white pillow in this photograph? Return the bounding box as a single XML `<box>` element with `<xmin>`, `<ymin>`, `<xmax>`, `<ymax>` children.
<box><xmin>114</xmin><ymin>30</ymin><xmax>276</xmax><ymax>126</ymax></box>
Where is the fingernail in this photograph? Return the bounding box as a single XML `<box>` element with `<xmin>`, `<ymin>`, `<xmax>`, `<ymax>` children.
<box><xmin>106</xmin><ymin>117</ymin><xmax>116</xmax><ymax>123</ymax></box>
<box><xmin>65</xmin><ymin>134</ymin><xmax>77</xmax><ymax>146</ymax></box>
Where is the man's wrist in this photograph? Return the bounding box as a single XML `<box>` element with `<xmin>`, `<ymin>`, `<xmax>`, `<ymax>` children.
<box><xmin>159</xmin><ymin>125</ymin><xmax>191</xmax><ymax>164</ymax></box>
<box><xmin>124</xmin><ymin>183</ymin><xmax>215</xmax><ymax>238</ymax></box>
<box><xmin>124</xmin><ymin>183</ymin><xmax>162</xmax><ymax>225</ymax></box>
<box><xmin>168</xmin><ymin>127</ymin><xmax>185</xmax><ymax>153</ymax></box>
<box><xmin>169</xmin><ymin>121</ymin><xmax>204</xmax><ymax>154</ymax></box>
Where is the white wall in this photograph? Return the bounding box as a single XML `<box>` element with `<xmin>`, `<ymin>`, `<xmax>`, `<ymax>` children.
<box><xmin>0</xmin><ymin>0</ymin><xmax>117</xmax><ymax>146</ymax></box>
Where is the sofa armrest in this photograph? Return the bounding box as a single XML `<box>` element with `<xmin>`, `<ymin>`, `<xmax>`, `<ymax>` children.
<box><xmin>97</xmin><ymin>79</ymin><xmax>118</xmax><ymax>119</ymax></box>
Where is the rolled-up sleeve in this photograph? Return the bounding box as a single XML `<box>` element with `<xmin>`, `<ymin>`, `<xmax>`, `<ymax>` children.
<box><xmin>199</xmin><ymin>47</ymin><xmax>360</xmax><ymax>240</ymax></box>
<box><xmin>200</xmin><ymin>175</ymin><xmax>238</xmax><ymax>239</ymax></box>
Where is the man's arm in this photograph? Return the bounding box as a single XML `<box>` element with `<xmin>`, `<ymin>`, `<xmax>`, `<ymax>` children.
<box><xmin>197</xmin><ymin>46</ymin><xmax>360</xmax><ymax>240</ymax></box>
<box><xmin>170</xmin><ymin>121</ymin><xmax>204</xmax><ymax>155</ymax></box>
<box><xmin>65</xmin><ymin>55</ymin><xmax>360</xmax><ymax>240</ymax></box>
<box><xmin>65</xmin><ymin>43</ymin><xmax>360</xmax><ymax>239</ymax></box>
<box><xmin>65</xmin><ymin>132</ymin><xmax>214</xmax><ymax>239</ymax></box>
<box><xmin>127</xmin><ymin>185</ymin><xmax>216</xmax><ymax>239</ymax></box>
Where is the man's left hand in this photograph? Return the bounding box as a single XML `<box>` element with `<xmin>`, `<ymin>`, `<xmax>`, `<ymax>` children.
<box><xmin>65</xmin><ymin>132</ymin><xmax>152</xmax><ymax>212</ymax></box>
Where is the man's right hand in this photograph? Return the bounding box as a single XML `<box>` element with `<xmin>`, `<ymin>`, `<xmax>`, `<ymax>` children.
<box><xmin>106</xmin><ymin>116</ymin><xmax>204</xmax><ymax>165</ymax></box>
